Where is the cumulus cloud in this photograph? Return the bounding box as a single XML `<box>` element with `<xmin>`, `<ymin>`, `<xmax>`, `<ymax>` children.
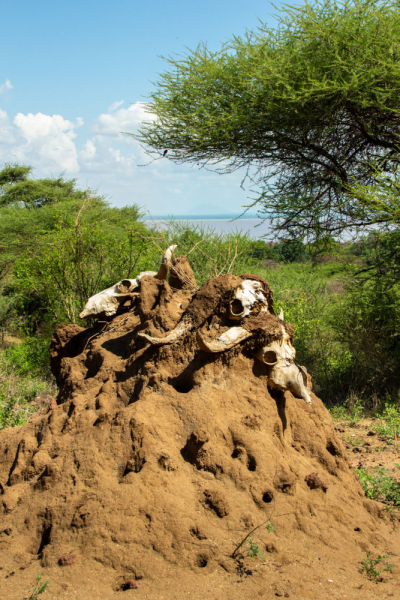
<box><xmin>0</xmin><ymin>103</ymin><xmax>248</xmax><ymax>214</ymax></box>
<box><xmin>91</xmin><ymin>102</ymin><xmax>154</xmax><ymax>137</ymax></box>
<box><xmin>108</xmin><ymin>100</ymin><xmax>124</xmax><ymax>112</ymax></box>
<box><xmin>0</xmin><ymin>111</ymin><xmax>83</xmax><ymax>173</ymax></box>
<box><xmin>0</xmin><ymin>79</ymin><xmax>13</xmax><ymax>95</ymax></box>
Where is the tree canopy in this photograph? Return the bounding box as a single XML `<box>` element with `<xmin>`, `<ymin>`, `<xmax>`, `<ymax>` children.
<box><xmin>0</xmin><ymin>163</ymin><xmax>86</xmax><ymax>209</ymax></box>
<box><xmin>136</xmin><ymin>0</ymin><xmax>400</xmax><ymax>243</ymax></box>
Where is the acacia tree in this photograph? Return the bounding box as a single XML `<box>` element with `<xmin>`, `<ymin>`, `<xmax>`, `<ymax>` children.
<box><xmin>136</xmin><ymin>0</ymin><xmax>400</xmax><ymax>243</ymax></box>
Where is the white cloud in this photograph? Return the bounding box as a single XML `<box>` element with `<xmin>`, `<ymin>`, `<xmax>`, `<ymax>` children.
<box><xmin>0</xmin><ymin>104</ymin><xmax>250</xmax><ymax>215</ymax></box>
<box><xmin>91</xmin><ymin>102</ymin><xmax>155</xmax><ymax>136</ymax></box>
<box><xmin>0</xmin><ymin>112</ymin><xmax>83</xmax><ymax>173</ymax></box>
<box><xmin>108</xmin><ymin>100</ymin><xmax>124</xmax><ymax>112</ymax></box>
<box><xmin>0</xmin><ymin>79</ymin><xmax>13</xmax><ymax>95</ymax></box>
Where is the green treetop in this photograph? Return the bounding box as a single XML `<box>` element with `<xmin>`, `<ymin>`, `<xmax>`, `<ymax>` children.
<box><xmin>136</xmin><ymin>0</ymin><xmax>400</xmax><ymax>242</ymax></box>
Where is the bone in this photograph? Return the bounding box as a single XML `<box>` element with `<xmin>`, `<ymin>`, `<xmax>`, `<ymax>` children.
<box><xmin>255</xmin><ymin>327</ymin><xmax>312</xmax><ymax>404</ymax></box>
<box><xmin>138</xmin><ymin>320</ymin><xmax>191</xmax><ymax>346</ymax></box>
<box><xmin>229</xmin><ymin>280</ymin><xmax>268</xmax><ymax>320</ymax></box>
<box><xmin>196</xmin><ymin>327</ymin><xmax>253</xmax><ymax>352</ymax></box>
<box><xmin>79</xmin><ymin>280</ymin><xmax>139</xmax><ymax>319</ymax></box>
<box><xmin>79</xmin><ymin>245</ymin><xmax>177</xmax><ymax>319</ymax></box>
<box><xmin>155</xmin><ymin>244</ymin><xmax>177</xmax><ymax>280</ymax></box>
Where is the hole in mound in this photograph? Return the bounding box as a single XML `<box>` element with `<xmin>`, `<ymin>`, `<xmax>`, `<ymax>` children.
<box><xmin>271</xmin><ymin>390</ymin><xmax>287</xmax><ymax>432</ymax></box>
<box><xmin>326</xmin><ymin>441</ymin><xmax>340</xmax><ymax>456</ymax></box>
<box><xmin>181</xmin><ymin>429</ymin><xmax>208</xmax><ymax>465</ymax></box>
<box><xmin>231</xmin><ymin>447</ymin><xmax>257</xmax><ymax>472</ymax></box>
<box><xmin>196</xmin><ymin>554</ymin><xmax>209</xmax><ymax>568</ymax></box>
<box><xmin>247</xmin><ymin>455</ymin><xmax>257</xmax><ymax>472</ymax></box>
<box><xmin>168</xmin><ymin>368</ymin><xmax>194</xmax><ymax>394</ymax></box>
<box><xmin>190</xmin><ymin>526</ymin><xmax>207</xmax><ymax>540</ymax></box>
<box><xmin>37</xmin><ymin>522</ymin><xmax>52</xmax><ymax>556</ymax></box>
<box><xmin>262</xmin><ymin>491</ymin><xmax>274</xmax><ymax>504</ymax></box>
<box><xmin>354</xmin><ymin>527</ymin><xmax>361</xmax><ymax>532</ymax></box>
<box><xmin>231</xmin><ymin>448</ymin><xmax>242</xmax><ymax>459</ymax></box>
<box><xmin>279</xmin><ymin>483</ymin><xmax>292</xmax><ymax>493</ymax></box>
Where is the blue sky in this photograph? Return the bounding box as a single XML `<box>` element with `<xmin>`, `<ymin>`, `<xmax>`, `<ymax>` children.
<box><xmin>0</xmin><ymin>0</ymin><xmax>284</xmax><ymax>215</ymax></box>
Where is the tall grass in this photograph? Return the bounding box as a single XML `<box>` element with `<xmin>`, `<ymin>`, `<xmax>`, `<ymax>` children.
<box><xmin>0</xmin><ymin>338</ymin><xmax>56</xmax><ymax>429</ymax></box>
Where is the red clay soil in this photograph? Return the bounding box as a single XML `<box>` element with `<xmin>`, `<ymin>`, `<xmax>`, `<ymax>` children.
<box><xmin>1</xmin><ymin>274</ymin><xmax>400</xmax><ymax>600</ymax></box>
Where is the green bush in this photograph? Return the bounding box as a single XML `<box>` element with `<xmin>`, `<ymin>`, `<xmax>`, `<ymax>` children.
<box><xmin>357</xmin><ymin>466</ymin><xmax>400</xmax><ymax>509</ymax></box>
<box><xmin>0</xmin><ymin>341</ymin><xmax>56</xmax><ymax>429</ymax></box>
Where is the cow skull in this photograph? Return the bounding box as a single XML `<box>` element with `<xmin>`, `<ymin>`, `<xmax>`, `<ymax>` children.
<box><xmin>229</xmin><ymin>280</ymin><xmax>268</xmax><ymax>320</ymax></box>
<box><xmin>255</xmin><ymin>327</ymin><xmax>311</xmax><ymax>404</ymax></box>
<box><xmin>79</xmin><ymin>245</ymin><xmax>177</xmax><ymax>319</ymax></box>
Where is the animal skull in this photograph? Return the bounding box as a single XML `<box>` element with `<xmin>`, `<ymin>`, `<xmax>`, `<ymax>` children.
<box><xmin>79</xmin><ymin>245</ymin><xmax>177</xmax><ymax>319</ymax></box>
<box><xmin>255</xmin><ymin>326</ymin><xmax>311</xmax><ymax>404</ymax></box>
<box><xmin>229</xmin><ymin>280</ymin><xmax>268</xmax><ymax>320</ymax></box>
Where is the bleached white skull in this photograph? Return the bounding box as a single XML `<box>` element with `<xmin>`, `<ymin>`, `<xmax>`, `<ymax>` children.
<box><xmin>255</xmin><ymin>325</ymin><xmax>311</xmax><ymax>404</ymax></box>
<box><xmin>79</xmin><ymin>245</ymin><xmax>177</xmax><ymax>319</ymax></box>
<box><xmin>229</xmin><ymin>280</ymin><xmax>268</xmax><ymax>320</ymax></box>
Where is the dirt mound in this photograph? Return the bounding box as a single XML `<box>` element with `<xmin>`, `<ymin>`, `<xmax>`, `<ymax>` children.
<box><xmin>1</xmin><ymin>273</ymin><xmax>399</xmax><ymax>599</ymax></box>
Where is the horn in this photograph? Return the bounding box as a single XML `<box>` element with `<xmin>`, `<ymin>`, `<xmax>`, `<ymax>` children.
<box><xmin>155</xmin><ymin>244</ymin><xmax>177</xmax><ymax>280</ymax></box>
<box><xmin>291</xmin><ymin>365</ymin><xmax>312</xmax><ymax>404</ymax></box>
<box><xmin>196</xmin><ymin>327</ymin><xmax>253</xmax><ymax>353</ymax></box>
<box><xmin>137</xmin><ymin>320</ymin><xmax>190</xmax><ymax>346</ymax></box>
<box><xmin>298</xmin><ymin>365</ymin><xmax>309</xmax><ymax>388</ymax></box>
<box><xmin>278</xmin><ymin>307</ymin><xmax>284</xmax><ymax>321</ymax></box>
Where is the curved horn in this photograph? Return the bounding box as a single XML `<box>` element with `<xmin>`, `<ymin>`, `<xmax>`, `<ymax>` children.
<box><xmin>197</xmin><ymin>327</ymin><xmax>253</xmax><ymax>353</ymax></box>
<box><xmin>155</xmin><ymin>244</ymin><xmax>177</xmax><ymax>280</ymax></box>
<box><xmin>278</xmin><ymin>307</ymin><xmax>284</xmax><ymax>321</ymax></box>
<box><xmin>137</xmin><ymin>319</ymin><xmax>190</xmax><ymax>346</ymax></box>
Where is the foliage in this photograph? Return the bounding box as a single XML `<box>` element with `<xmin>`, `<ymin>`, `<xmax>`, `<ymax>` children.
<box><xmin>373</xmin><ymin>403</ymin><xmax>400</xmax><ymax>440</ymax></box>
<box><xmin>330</xmin><ymin>397</ymin><xmax>366</xmax><ymax>425</ymax></box>
<box><xmin>29</xmin><ymin>574</ymin><xmax>49</xmax><ymax>600</ymax></box>
<box><xmin>261</xmin><ymin>264</ymin><xmax>351</xmax><ymax>400</ymax></box>
<box><xmin>0</xmin><ymin>163</ymin><xmax>83</xmax><ymax>209</ymax></box>
<box><xmin>265</xmin><ymin>520</ymin><xmax>275</xmax><ymax>533</ymax></box>
<box><xmin>362</xmin><ymin>551</ymin><xmax>393</xmax><ymax>583</ymax></box>
<box><xmin>330</xmin><ymin>279</ymin><xmax>400</xmax><ymax>398</ymax></box>
<box><xmin>0</xmin><ymin>340</ymin><xmax>56</xmax><ymax>430</ymax></box>
<box><xmin>357</xmin><ymin>466</ymin><xmax>400</xmax><ymax>509</ymax></box>
<box><xmin>136</xmin><ymin>0</ymin><xmax>400</xmax><ymax>244</ymax></box>
<box><xmin>10</xmin><ymin>193</ymin><xmax>155</xmax><ymax>325</ymax></box>
<box><xmin>151</xmin><ymin>220</ymin><xmax>256</xmax><ymax>285</ymax></box>
<box><xmin>247</xmin><ymin>538</ymin><xmax>264</xmax><ymax>561</ymax></box>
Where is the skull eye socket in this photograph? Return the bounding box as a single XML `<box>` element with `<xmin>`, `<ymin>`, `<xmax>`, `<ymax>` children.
<box><xmin>231</xmin><ymin>299</ymin><xmax>244</xmax><ymax>315</ymax></box>
<box><xmin>263</xmin><ymin>350</ymin><xmax>278</xmax><ymax>365</ymax></box>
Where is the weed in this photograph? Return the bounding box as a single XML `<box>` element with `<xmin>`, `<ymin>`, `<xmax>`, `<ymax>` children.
<box><xmin>330</xmin><ymin>397</ymin><xmax>366</xmax><ymax>426</ymax></box>
<box><xmin>0</xmin><ymin>346</ymin><xmax>56</xmax><ymax>429</ymax></box>
<box><xmin>248</xmin><ymin>538</ymin><xmax>264</xmax><ymax>561</ymax></box>
<box><xmin>29</xmin><ymin>574</ymin><xmax>48</xmax><ymax>599</ymax></box>
<box><xmin>373</xmin><ymin>403</ymin><xmax>400</xmax><ymax>441</ymax></box>
<box><xmin>265</xmin><ymin>520</ymin><xmax>275</xmax><ymax>533</ymax></box>
<box><xmin>362</xmin><ymin>551</ymin><xmax>393</xmax><ymax>583</ymax></box>
<box><xmin>357</xmin><ymin>467</ymin><xmax>400</xmax><ymax>509</ymax></box>
<box><xmin>345</xmin><ymin>435</ymin><xmax>363</xmax><ymax>447</ymax></box>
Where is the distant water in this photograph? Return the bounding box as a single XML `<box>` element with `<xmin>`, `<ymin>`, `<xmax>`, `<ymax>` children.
<box><xmin>142</xmin><ymin>214</ymin><xmax>271</xmax><ymax>238</ymax></box>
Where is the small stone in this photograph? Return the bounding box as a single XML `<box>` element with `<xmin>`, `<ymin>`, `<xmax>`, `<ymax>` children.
<box><xmin>305</xmin><ymin>472</ymin><xmax>328</xmax><ymax>492</ymax></box>
<box><xmin>123</xmin><ymin>580</ymin><xmax>140</xmax><ymax>590</ymax></box>
<box><xmin>58</xmin><ymin>552</ymin><xmax>76</xmax><ymax>566</ymax></box>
